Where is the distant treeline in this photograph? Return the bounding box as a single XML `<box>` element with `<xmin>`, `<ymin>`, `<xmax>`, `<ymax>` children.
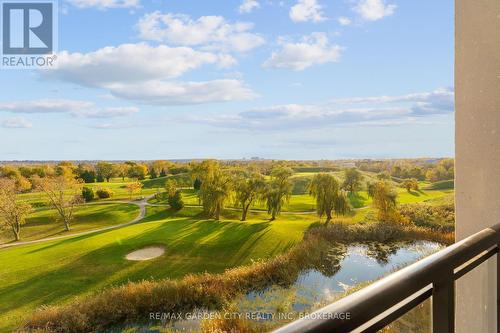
<box><xmin>356</xmin><ymin>158</ymin><xmax>454</xmax><ymax>182</ymax></box>
<box><xmin>0</xmin><ymin>158</ymin><xmax>454</xmax><ymax>193</ymax></box>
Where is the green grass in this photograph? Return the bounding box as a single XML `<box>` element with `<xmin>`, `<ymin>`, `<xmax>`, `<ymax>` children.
<box><xmin>150</xmin><ymin>186</ymin><xmax>449</xmax><ymax>214</ymax></box>
<box><xmin>396</xmin><ymin>188</ymin><xmax>452</xmax><ymax>204</ymax></box>
<box><xmin>348</xmin><ymin>192</ymin><xmax>371</xmax><ymax>208</ymax></box>
<box><xmin>0</xmin><ymin>207</ymin><xmax>319</xmax><ymax>332</ymax></box>
<box><xmin>85</xmin><ymin>181</ymin><xmax>156</xmax><ymax>201</ymax></box>
<box><xmin>17</xmin><ymin>176</ymin><xmax>191</xmax><ymax>207</ymax></box>
<box><xmin>0</xmin><ymin>203</ymin><xmax>139</xmax><ymax>244</ymax></box>
<box><xmin>148</xmin><ymin>188</ymin><xmax>199</xmax><ymax>205</ymax></box>
<box><xmin>423</xmin><ymin>179</ymin><xmax>454</xmax><ymax>190</ymax></box>
<box><xmin>84</xmin><ymin>175</ymin><xmax>191</xmax><ymax>201</ymax></box>
<box><xmin>142</xmin><ymin>174</ymin><xmax>192</xmax><ymax>189</ymax></box>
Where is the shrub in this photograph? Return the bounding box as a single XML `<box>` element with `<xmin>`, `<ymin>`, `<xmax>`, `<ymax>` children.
<box><xmin>398</xmin><ymin>202</ymin><xmax>454</xmax><ymax>232</ymax></box>
<box><xmin>401</xmin><ymin>178</ymin><xmax>419</xmax><ymax>192</ymax></box>
<box><xmin>79</xmin><ymin>170</ymin><xmax>96</xmax><ymax>183</ymax></box>
<box><xmin>193</xmin><ymin>178</ymin><xmax>202</xmax><ymax>190</ymax></box>
<box><xmin>168</xmin><ymin>190</ymin><xmax>184</xmax><ymax>211</ymax></box>
<box><xmin>81</xmin><ymin>187</ymin><xmax>94</xmax><ymax>202</ymax></box>
<box><xmin>96</xmin><ymin>188</ymin><xmax>114</xmax><ymax>199</ymax></box>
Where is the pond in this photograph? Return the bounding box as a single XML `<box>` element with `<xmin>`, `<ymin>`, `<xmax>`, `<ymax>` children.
<box><xmin>114</xmin><ymin>240</ymin><xmax>444</xmax><ymax>333</ymax></box>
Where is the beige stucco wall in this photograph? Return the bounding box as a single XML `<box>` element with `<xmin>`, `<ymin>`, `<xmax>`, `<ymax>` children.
<box><xmin>455</xmin><ymin>0</ymin><xmax>500</xmax><ymax>332</ymax></box>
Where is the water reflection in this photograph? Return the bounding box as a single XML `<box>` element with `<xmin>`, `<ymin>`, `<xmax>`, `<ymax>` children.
<box><xmin>240</xmin><ymin>241</ymin><xmax>442</xmax><ymax>314</ymax></box>
<box><xmin>114</xmin><ymin>240</ymin><xmax>443</xmax><ymax>333</ymax></box>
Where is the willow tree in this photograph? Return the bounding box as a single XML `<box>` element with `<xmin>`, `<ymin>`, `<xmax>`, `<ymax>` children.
<box><xmin>367</xmin><ymin>181</ymin><xmax>398</xmax><ymax>222</ymax></box>
<box><xmin>192</xmin><ymin>160</ymin><xmax>232</xmax><ymax>220</ymax></box>
<box><xmin>0</xmin><ymin>178</ymin><xmax>33</xmax><ymax>241</ymax></box>
<box><xmin>234</xmin><ymin>172</ymin><xmax>266</xmax><ymax>221</ymax></box>
<box><xmin>309</xmin><ymin>173</ymin><xmax>351</xmax><ymax>223</ymax></box>
<box><xmin>265</xmin><ymin>167</ymin><xmax>293</xmax><ymax>221</ymax></box>
<box><xmin>34</xmin><ymin>175</ymin><xmax>84</xmax><ymax>231</ymax></box>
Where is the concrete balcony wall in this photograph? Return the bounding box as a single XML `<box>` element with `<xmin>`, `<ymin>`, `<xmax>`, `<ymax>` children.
<box><xmin>455</xmin><ymin>1</ymin><xmax>500</xmax><ymax>332</ymax></box>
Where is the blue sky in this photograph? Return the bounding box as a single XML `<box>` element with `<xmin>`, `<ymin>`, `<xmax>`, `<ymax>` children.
<box><xmin>0</xmin><ymin>0</ymin><xmax>454</xmax><ymax>160</ymax></box>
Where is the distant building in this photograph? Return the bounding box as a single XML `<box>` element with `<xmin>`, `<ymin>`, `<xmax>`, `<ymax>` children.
<box><xmin>339</xmin><ymin>162</ymin><xmax>356</xmax><ymax>168</ymax></box>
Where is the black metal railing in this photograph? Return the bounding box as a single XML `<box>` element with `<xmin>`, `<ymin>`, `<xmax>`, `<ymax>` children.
<box><xmin>273</xmin><ymin>223</ymin><xmax>500</xmax><ymax>333</ymax></box>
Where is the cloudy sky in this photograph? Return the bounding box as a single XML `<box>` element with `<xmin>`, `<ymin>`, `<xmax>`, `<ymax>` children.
<box><xmin>0</xmin><ymin>0</ymin><xmax>454</xmax><ymax>160</ymax></box>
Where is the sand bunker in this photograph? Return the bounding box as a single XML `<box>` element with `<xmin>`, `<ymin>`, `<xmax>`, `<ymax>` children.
<box><xmin>126</xmin><ymin>246</ymin><xmax>165</xmax><ymax>261</ymax></box>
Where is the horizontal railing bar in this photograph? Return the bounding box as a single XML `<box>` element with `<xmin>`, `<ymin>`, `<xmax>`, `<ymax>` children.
<box><xmin>359</xmin><ymin>286</ymin><xmax>433</xmax><ymax>333</ymax></box>
<box><xmin>273</xmin><ymin>223</ymin><xmax>500</xmax><ymax>333</ymax></box>
<box><xmin>454</xmin><ymin>246</ymin><xmax>499</xmax><ymax>280</ymax></box>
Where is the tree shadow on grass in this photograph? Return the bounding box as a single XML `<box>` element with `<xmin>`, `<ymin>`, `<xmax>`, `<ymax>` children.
<box><xmin>0</xmin><ymin>240</ymin><xmax>140</xmax><ymax>328</ymax></box>
<box><xmin>407</xmin><ymin>190</ymin><xmax>427</xmax><ymax>197</ymax></box>
<box><xmin>141</xmin><ymin>207</ymin><xmax>204</xmax><ymax>223</ymax></box>
<box><xmin>25</xmin><ymin>225</ymin><xmax>135</xmax><ymax>254</ymax></box>
<box><xmin>121</xmin><ymin>216</ymin><xmax>274</xmax><ymax>273</ymax></box>
<box><xmin>1</xmin><ymin>210</ymin><xmax>282</xmax><ymax>330</ymax></box>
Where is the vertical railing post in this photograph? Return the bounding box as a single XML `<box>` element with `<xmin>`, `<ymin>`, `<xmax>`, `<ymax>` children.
<box><xmin>497</xmin><ymin>246</ymin><xmax>499</xmax><ymax>333</ymax></box>
<box><xmin>432</xmin><ymin>272</ymin><xmax>455</xmax><ymax>333</ymax></box>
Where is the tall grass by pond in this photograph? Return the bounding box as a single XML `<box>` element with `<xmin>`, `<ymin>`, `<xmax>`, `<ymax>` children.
<box><xmin>199</xmin><ymin>281</ymin><xmax>432</xmax><ymax>333</ymax></box>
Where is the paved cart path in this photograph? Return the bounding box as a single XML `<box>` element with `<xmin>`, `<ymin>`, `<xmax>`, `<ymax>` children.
<box><xmin>0</xmin><ymin>197</ymin><xmax>150</xmax><ymax>250</ymax></box>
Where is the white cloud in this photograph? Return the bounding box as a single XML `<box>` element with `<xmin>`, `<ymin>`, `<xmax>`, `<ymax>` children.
<box><xmin>88</xmin><ymin>123</ymin><xmax>135</xmax><ymax>130</ymax></box>
<box><xmin>0</xmin><ymin>99</ymin><xmax>93</xmax><ymax>113</ymax></box>
<box><xmin>73</xmin><ymin>106</ymin><xmax>139</xmax><ymax>118</ymax></box>
<box><xmin>333</xmin><ymin>87</ymin><xmax>455</xmax><ymax>116</ymax></box>
<box><xmin>238</xmin><ymin>104</ymin><xmax>409</xmax><ymax>125</ymax></box>
<box><xmin>107</xmin><ymin>79</ymin><xmax>257</xmax><ymax>105</ymax></box>
<box><xmin>184</xmin><ymin>88</ymin><xmax>454</xmax><ymax>131</ymax></box>
<box><xmin>2</xmin><ymin>117</ymin><xmax>32</xmax><ymax>128</ymax></box>
<box><xmin>289</xmin><ymin>0</ymin><xmax>326</xmax><ymax>23</ymax></box>
<box><xmin>186</xmin><ymin>104</ymin><xmax>412</xmax><ymax>130</ymax></box>
<box><xmin>0</xmin><ymin>99</ymin><xmax>140</xmax><ymax>118</ymax></box>
<box><xmin>42</xmin><ymin>43</ymin><xmax>257</xmax><ymax>105</ymax></box>
<box><xmin>263</xmin><ymin>33</ymin><xmax>342</xmax><ymax>71</ymax></box>
<box><xmin>354</xmin><ymin>0</ymin><xmax>396</xmax><ymax>21</ymax></box>
<box><xmin>239</xmin><ymin>0</ymin><xmax>260</xmax><ymax>14</ymax></box>
<box><xmin>136</xmin><ymin>13</ymin><xmax>265</xmax><ymax>53</ymax></box>
<box><xmin>338</xmin><ymin>17</ymin><xmax>352</xmax><ymax>26</ymax></box>
<box><xmin>67</xmin><ymin>0</ymin><xmax>139</xmax><ymax>9</ymax></box>
<box><xmin>216</xmin><ymin>54</ymin><xmax>238</xmax><ymax>68</ymax></box>
<box><xmin>44</xmin><ymin>43</ymin><xmax>221</xmax><ymax>86</ymax></box>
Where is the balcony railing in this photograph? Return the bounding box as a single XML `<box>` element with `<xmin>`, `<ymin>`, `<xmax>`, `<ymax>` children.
<box><xmin>273</xmin><ymin>223</ymin><xmax>500</xmax><ymax>333</ymax></box>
